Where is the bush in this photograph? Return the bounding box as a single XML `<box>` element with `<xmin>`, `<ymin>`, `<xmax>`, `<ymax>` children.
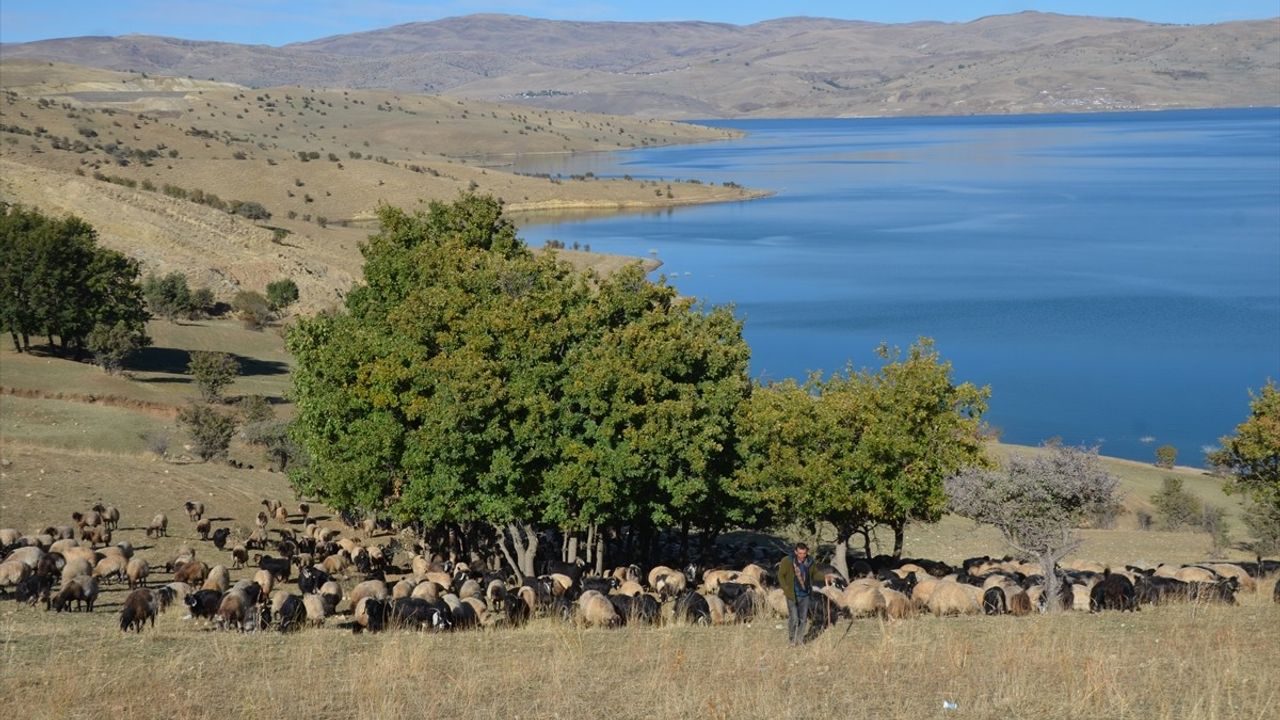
<box><xmin>1155</xmin><ymin>444</ymin><xmax>1177</xmax><ymax>469</ymax></box>
<box><xmin>243</xmin><ymin>419</ymin><xmax>298</xmax><ymax>471</ymax></box>
<box><xmin>86</xmin><ymin>320</ymin><xmax>148</xmax><ymax>373</ymax></box>
<box><xmin>1200</xmin><ymin>504</ymin><xmax>1230</xmax><ymax>557</ymax></box>
<box><xmin>142</xmin><ymin>272</ymin><xmax>193</xmax><ymax>321</ymax></box>
<box><xmin>232</xmin><ymin>290</ymin><xmax>272</xmax><ymax>330</ymax></box>
<box><xmin>177</xmin><ymin>403</ymin><xmax>237</xmax><ymax>461</ymax></box>
<box><xmin>140</xmin><ymin>430</ymin><xmax>170</xmax><ymax>458</ymax></box>
<box><xmin>190</xmin><ymin>287</ymin><xmax>216</xmax><ymax>318</ymax></box>
<box><xmin>1152</xmin><ymin>476</ymin><xmax>1201</xmax><ymax>530</ymax></box>
<box><xmin>265</xmin><ymin>279</ymin><xmax>299</xmax><ymax>312</ymax></box>
<box><xmin>1241</xmin><ymin>499</ymin><xmax>1280</xmax><ymax>555</ymax></box>
<box><xmin>188</xmin><ymin>350</ymin><xmax>239</xmax><ymax>402</ymax></box>
<box><xmin>239</xmin><ymin>394</ymin><xmax>275</xmax><ymax>424</ymax></box>
<box><xmin>232</xmin><ymin>201</ymin><xmax>271</xmax><ymax>220</ymax></box>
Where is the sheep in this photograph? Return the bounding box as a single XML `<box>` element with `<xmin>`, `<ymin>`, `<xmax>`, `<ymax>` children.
<box><xmin>764</xmin><ymin>587</ymin><xmax>790</xmax><ymax>618</ymax></box>
<box><xmin>1090</xmin><ymin>572</ymin><xmax>1137</xmax><ymax>612</ymax></box>
<box><xmin>647</xmin><ymin>565</ymin><xmax>678</xmax><ymax>590</ymax></box>
<box><xmin>184</xmin><ymin>589</ymin><xmax>222</xmax><ymax>620</ymax></box>
<box><xmin>51</xmin><ymin>575</ymin><xmax>99</xmax><ymax>612</ymax></box>
<box><xmin>201</xmin><ymin>565</ymin><xmax>231</xmax><ymax>594</ymax></box>
<box><xmin>160</xmin><ymin>582</ymin><xmax>192</xmax><ymax>611</ymax></box>
<box><xmin>652</xmin><ymin>568</ymin><xmax>687</xmax><ymax>599</ymax></box>
<box><xmin>881</xmin><ymin>588</ymin><xmax>915</xmax><ymax>620</ymax></box>
<box><xmin>738</xmin><ymin>563</ymin><xmax>768</xmax><ymax>587</ymax></box>
<box><xmin>211</xmin><ymin>528</ymin><xmax>231</xmax><ymax>551</ymax></box>
<box><xmin>255</xmin><ymin>554</ymin><xmax>292</xmax><ymax>582</ymax></box>
<box><xmin>120</xmin><ymin>588</ymin><xmax>159</xmax><ymax>632</ymax></box>
<box><xmin>114</xmin><ymin>540</ymin><xmax>134</xmax><ymax>560</ymax></box>
<box><xmin>0</xmin><ymin>561</ymin><xmax>32</xmax><ymax>596</ymax></box>
<box><xmin>253</xmin><ymin>569</ymin><xmax>276</xmax><ymax>596</ymax></box>
<box><xmin>928</xmin><ymin>581</ymin><xmax>980</xmax><ymax>616</ymax></box>
<box><xmin>262</xmin><ymin>499</ymin><xmax>283</xmax><ymax>516</ymax></box>
<box><xmin>195</xmin><ymin>519</ymin><xmax>212</xmax><ymax>541</ymax></box>
<box><xmin>0</xmin><ymin>528</ymin><xmax>21</xmax><ymax>549</ymax></box>
<box><xmin>231</xmin><ymin>545</ymin><xmax>249</xmax><ymax>569</ymax></box>
<box><xmin>7</xmin><ymin>546</ymin><xmax>45</xmax><ymax>569</ymax></box>
<box><xmin>392</xmin><ymin>579</ymin><xmax>417</xmax><ymax>601</ymax></box>
<box><xmin>843</xmin><ymin>583</ymin><xmax>888</xmax><ymax>618</ymax></box>
<box><xmin>215</xmin><ymin>588</ymin><xmax>256</xmax><ymax>631</ymax></box>
<box><xmin>321</xmin><ymin>553</ymin><xmax>350</xmax><ymax>577</ymax></box>
<box><xmin>616</xmin><ymin>580</ymin><xmax>644</xmax><ymax>598</ymax></box>
<box><xmin>672</xmin><ymin>589</ymin><xmax>712</xmax><ymax>625</ymax></box>
<box><xmin>701</xmin><ymin>569</ymin><xmax>740</xmax><ymax>593</ymax></box>
<box><xmin>704</xmin><ymin>593</ymin><xmax>729</xmax><ymax>625</ymax></box>
<box><xmin>48</xmin><ymin>539</ymin><xmax>79</xmax><ymax>556</ymax></box>
<box><xmin>982</xmin><ymin>586</ymin><xmax>1007</xmax><ymax>615</ymax></box>
<box><xmin>298</xmin><ymin>503</ymin><xmax>310</xmax><ymax>521</ymax></box>
<box><xmin>74</xmin><ymin>510</ymin><xmax>102</xmax><ymax>528</ymax></box>
<box><xmin>174</xmin><ymin>560</ymin><xmax>211</xmax><ymax>587</ymax></box>
<box><xmin>302</xmin><ymin>594</ymin><xmax>328</xmax><ymax>625</ymax></box>
<box><xmin>349</xmin><ymin>580</ymin><xmax>389</xmax><ymax>613</ymax></box>
<box><xmin>274</xmin><ymin>594</ymin><xmax>308</xmax><ymax>632</ymax></box>
<box><xmin>352</xmin><ymin>596</ymin><xmax>388</xmax><ymax>634</ymax></box>
<box><xmin>298</xmin><ymin>566</ymin><xmax>330</xmax><ymax>595</ymax></box>
<box><xmin>461</xmin><ymin>596</ymin><xmax>490</xmax><ymax>625</ymax></box>
<box><xmin>911</xmin><ymin>576</ymin><xmax>941</xmax><ymax>609</ymax></box>
<box><xmin>458</xmin><ymin>578</ymin><xmax>482</xmax><ymax>600</ymax></box>
<box><xmin>146</xmin><ymin>514</ymin><xmax>168</xmax><ymax>538</ymax></box>
<box><xmin>577</xmin><ymin>590</ymin><xmax>620</xmax><ymax>628</ymax></box>
<box><xmin>184</xmin><ymin>501</ymin><xmax>204</xmax><ymax>522</ymax></box>
<box><xmin>255</xmin><ymin>512</ymin><xmax>270</xmax><ymax>533</ymax></box>
<box><xmin>319</xmin><ymin>581</ymin><xmax>343</xmax><ymax>615</ymax></box>
<box><xmin>64</xmin><ymin>557</ymin><xmax>96</xmax><ymax>586</ymax></box>
<box><xmin>100</xmin><ymin>505</ymin><xmax>120</xmax><ymax>531</ymax></box>
<box><xmin>273</xmin><ymin>506</ymin><xmax>289</xmax><ymax>524</ymax></box>
<box><xmin>1205</xmin><ymin>564</ymin><xmax>1256</xmax><ymax>593</ymax></box>
<box><xmin>1273</xmin><ymin>578</ymin><xmax>1280</xmax><ymax>604</ymax></box>
<box><xmin>125</xmin><ymin>557</ymin><xmax>150</xmax><ymax>589</ymax></box>
<box><xmin>86</xmin><ymin>526</ymin><xmax>112</xmax><ymax>548</ymax></box>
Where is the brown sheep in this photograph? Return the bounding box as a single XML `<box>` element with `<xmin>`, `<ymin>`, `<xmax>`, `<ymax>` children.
<box><xmin>146</xmin><ymin>514</ymin><xmax>168</xmax><ymax>538</ymax></box>
<box><xmin>0</xmin><ymin>561</ymin><xmax>31</xmax><ymax>594</ymax></box>
<box><xmin>348</xmin><ymin>580</ymin><xmax>389</xmax><ymax>612</ymax></box>
<box><xmin>1008</xmin><ymin>590</ymin><xmax>1034</xmax><ymax>616</ymax></box>
<box><xmin>231</xmin><ymin>545</ymin><xmax>249</xmax><ymax>569</ymax></box>
<box><xmin>125</xmin><ymin>557</ymin><xmax>150</xmax><ymax>589</ymax></box>
<box><xmin>65</xmin><ymin>557</ymin><xmax>98</xmax><ymax>586</ymax></box>
<box><xmin>705</xmin><ymin>594</ymin><xmax>728</xmax><ymax>625</ymax></box>
<box><xmin>253</xmin><ymin>568</ymin><xmax>276</xmax><ymax>596</ymax></box>
<box><xmin>912</xmin><ymin>576</ymin><xmax>941</xmax><ymax>608</ymax></box>
<box><xmin>119</xmin><ymin>587</ymin><xmax>159</xmax><ymax>632</ymax></box>
<box><xmin>321</xmin><ymin>554</ymin><xmax>350</xmax><ymax>577</ymax></box>
<box><xmin>1174</xmin><ymin>566</ymin><xmax>1217</xmax><ymax>584</ymax></box>
<box><xmin>273</xmin><ymin>506</ymin><xmax>289</xmax><ymax>524</ymax></box>
<box><xmin>319</xmin><ymin>581</ymin><xmax>343</xmax><ymax>615</ymax></box>
<box><xmin>0</xmin><ymin>528</ymin><xmax>22</xmax><ymax>547</ymax></box>
<box><xmin>174</xmin><ymin>560</ymin><xmax>211</xmax><ymax>586</ymax></box>
<box><xmin>616</xmin><ymin>580</ymin><xmax>644</xmax><ymax>597</ymax></box>
<box><xmin>184</xmin><ymin>501</ymin><xmax>205</xmax><ymax>522</ymax></box>
<box><xmin>196</xmin><ymin>518</ymin><xmax>212</xmax><ymax>541</ymax></box>
<box><xmin>577</xmin><ymin>590</ymin><xmax>620</xmax><ymax>628</ymax></box>
<box><xmin>298</xmin><ymin>503</ymin><xmax>310</xmax><ymax>521</ymax></box>
<box><xmin>51</xmin><ymin>575</ymin><xmax>99</xmax><ymax>612</ymax></box>
<box><xmin>882</xmin><ymin>588</ymin><xmax>915</xmax><ymax>620</ymax></box>
<box><xmin>392</xmin><ymin>579</ymin><xmax>417</xmax><ymax>601</ymax></box>
<box><xmin>1206</xmin><ymin>564</ymin><xmax>1256</xmax><ymax>593</ymax></box>
<box><xmin>411</xmin><ymin>581</ymin><xmax>443</xmax><ymax>602</ymax></box>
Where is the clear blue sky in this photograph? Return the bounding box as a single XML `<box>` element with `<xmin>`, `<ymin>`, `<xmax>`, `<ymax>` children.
<box><xmin>2</xmin><ymin>1</ymin><xmax>1276</xmax><ymax>45</ymax></box>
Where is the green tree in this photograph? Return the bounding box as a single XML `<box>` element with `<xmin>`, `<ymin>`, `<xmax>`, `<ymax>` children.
<box><xmin>1208</xmin><ymin>381</ymin><xmax>1280</xmax><ymax>552</ymax></box>
<box><xmin>177</xmin><ymin>402</ymin><xmax>237</xmax><ymax>461</ymax></box>
<box><xmin>0</xmin><ymin>205</ymin><xmax>149</xmax><ymax>355</ymax></box>
<box><xmin>1155</xmin><ymin>444</ymin><xmax>1178</xmax><ymax>469</ymax></box>
<box><xmin>736</xmin><ymin>339</ymin><xmax>988</xmax><ymax>576</ymax></box>
<box><xmin>1152</xmin><ymin>476</ymin><xmax>1201</xmax><ymax>530</ymax></box>
<box><xmin>946</xmin><ymin>444</ymin><xmax>1119</xmax><ymax>611</ymax></box>
<box><xmin>187</xmin><ymin>350</ymin><xmax>239</xmax><ymax>402</ymax></box>
<box><xmin>265</xmin><ymin>278</ymin><xmax>299</xmax><ymax>312</ymax></box>
<box><xmin>86</xmin><ymin>319</ymin><xmax>149</xmax><ymax>374</ymax></box>
<box><xmin>288</xmin><ymin>195</ymin><xmax>752</xmax><ymax>580</ymax></box>
<box><xmin>142</xmin><ymin>271</ymin><xmax>193</xmax><ymax>321</ymax></box>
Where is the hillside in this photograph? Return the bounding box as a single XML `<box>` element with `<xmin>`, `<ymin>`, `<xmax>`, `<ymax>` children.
<box><xmin>2</xmin><ymin>13</ymin><xmax>1276</xmax><ymax>118</ymax></box>
<box><xmin>0</xmin><ymin>61</ymin><xmax>761</xmax><ymax>312</ymax></box>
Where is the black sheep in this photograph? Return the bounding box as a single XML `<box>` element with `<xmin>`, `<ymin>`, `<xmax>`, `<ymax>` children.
<box><xmin>581</xmin><ymin>576</ymin><xmax>617</xmax><ymax>595</ymax></box>
<box><xmin>257</xmin><ymin>555</ymin><xmax>292</xmax><ymax>582</ymax></box>
<box><xmin>982</xmin><ymin>586</ymin><xmax>1007</xmax><ymax>615</ymax></box>
<box><xmin>184</xmin><ymin>589</ymin><xmax>222</xmax><ymax>620</ymax></box>
<box><xmin>274</xmin><ymin>594</ymin><xmax>307</xmax><ymax>632</ymax></box>
<box><xmin>673</xmin><ymin>589</ymin><xmax>711</xmax><ymax>625</ymax></box>
<box><xmin>211</xmin><ymin>528</ymin><xmax>231</xmax><ymax>551</ymax></box>
<box><xmin>609</xmin><ymin>594</ymin><xmax>661</xmax><ymax>625</ymax></box>
<box><xmin>1089</xmin><ymin>572</ymin><xmax>1137</xmax><ymax>612</ymax></box>
<box><xmin>298</xmin><ymin>566</ymin><xmax>330</xmax><ymax>595</ymax></box>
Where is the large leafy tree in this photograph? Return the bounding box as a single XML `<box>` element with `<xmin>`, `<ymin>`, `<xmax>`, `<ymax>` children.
<box><xmin>288</xmin><ymin>195</ymin><xmax>752</xmax><ymax>579</ymax></box>
<box><xmin>0</xmin><ymin>205</ymin><xmax>149</xmax><ymax>356</ymax></box>
<box><xmin>1208</xmin><ymin>380</ymin><xmax>1280</xmax><ymax>551</ymax></box>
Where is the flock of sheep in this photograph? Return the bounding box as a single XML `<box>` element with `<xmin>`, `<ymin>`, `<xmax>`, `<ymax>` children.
<box><xmin>2</xmin><ymin>499</ymin><xmax>1278</xmax><ymax>639</ymax></box>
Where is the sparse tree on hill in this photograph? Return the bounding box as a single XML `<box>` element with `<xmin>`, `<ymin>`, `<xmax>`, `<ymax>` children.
<box><xmin>946</xmin><ymin>444</ymin><xmax>1119</xmax><ymax>611</ymax></box>
<box><xmin>142</xmin><ymin>271</ymin><xmax>193</xmax><ymax>321</ymax></box>
<box><xmin>1152</xmin><ymin>476</ymin><xmax>1201</xmax><ymax>530</ymax></box>
<box><xmin>177</xmin><ymin>402</ymin><xmax>238</xmax><ymax>461</ymax></box>
<box><xmin>1208</xmin><ymin>380</ymin><xmax>1280</xmax><ymax>552</ymax></box>
<box><xmin>86</xmin><ymin>319</ymin><xmax>148</xmax><ymax>374</ymax></box>
<box><xmin>188</xmin><ymin>350</ymin><xmax>239</xmax><ymax>402</ymax></box>
<box><xmin>266</xmin><ymin>279</ymin><xmax>299</xmax><ymax>312</ymax></box>
<box><xmin>1155</xmin><ymin>444</ymin><xmax>1178</xmax><ymax>469</ymax></box>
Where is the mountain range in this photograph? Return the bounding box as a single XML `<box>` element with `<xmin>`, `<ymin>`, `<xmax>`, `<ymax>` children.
<box><xmin>2</xmin><ymin>12</ymin><xmax>1277</xmax><ymax>118</ymax></box>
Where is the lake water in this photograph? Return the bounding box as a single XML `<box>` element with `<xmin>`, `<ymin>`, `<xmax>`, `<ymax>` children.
<box><xmin>511</xmin><ymin>109</ymin><xmax>1280</xmax><ymax>462</ymax></box>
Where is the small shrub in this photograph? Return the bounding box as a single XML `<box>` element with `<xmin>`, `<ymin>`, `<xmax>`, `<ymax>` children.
<box><xmin>239</xmin><ymin>394</ymin><xmax>275</xmax><ymax>424</ymax></box>
<box><xmin>1200</xmin><ymin>504</ymin><xmax>1230</xmax><ymax>557</ymax></box>
<box><xmin>232</xmin><ymin>290</ymin><xmax>272</xmax><ymax>330</ymax></box>
<box><xmin>141</xmin><ymin>430</ymin><xmax>170</xmax><ymax>458</ymax></box>
<box><xmin>265</xmin><ymin>278</ymin><xmax>299</xmax><ymax>312</ymax></box>
<box><xmin>187</xmin><ymin>350</ymin><xmax>239</xmax><ymax>402</ymax></box>
<box><xmin>1152</xmin><ymin>477</ymin><xmax>1201</xmax><ymax>530</ymax></box>
<box><xmin>177</xmin><ymin>402</ymin><xmax>237</xmax><ymax>461</ymax></box>
<box><xmin>1155</xmin><ymin>444</ymin><xmax>1178</xmax><ymax>469</ymax></box>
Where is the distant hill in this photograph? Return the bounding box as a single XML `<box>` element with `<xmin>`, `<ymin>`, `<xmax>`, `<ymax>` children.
<box><xmin>2</xmin><ymin>12</ymin><xmax>1277</xmax><ymax>118</ymax></box>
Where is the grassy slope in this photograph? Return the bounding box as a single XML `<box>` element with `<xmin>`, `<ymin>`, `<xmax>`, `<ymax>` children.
<box><xmin>0</xmin><ymin>61</ymin><xmax>763</xmax><ymax>313</ymax></box>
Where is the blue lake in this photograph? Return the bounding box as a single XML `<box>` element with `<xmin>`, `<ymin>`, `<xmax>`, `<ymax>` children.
<box><xmin>511</xmin><ymin>109</ymin><xmax>1280</xmax><ymax>462</ymax></box>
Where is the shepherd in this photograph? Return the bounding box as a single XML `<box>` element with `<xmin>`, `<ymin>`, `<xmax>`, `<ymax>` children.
<box><xmin>777</xmin><ymin>541</ymin><xmax>814</xmax><ymax>645</ymax></box>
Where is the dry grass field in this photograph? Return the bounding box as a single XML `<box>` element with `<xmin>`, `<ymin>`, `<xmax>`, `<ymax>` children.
<box><xmin>3</xmin><ymin>317</ymin><xmax>1277</xmax><ymax>720</ymax></box>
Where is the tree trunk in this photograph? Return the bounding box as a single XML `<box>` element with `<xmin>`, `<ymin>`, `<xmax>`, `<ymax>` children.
<box><xmin>1039</xmin><ymin>553</ymin><xmax>1061</xmax><ymax>612</ymax></box>
<box><xmin>566</xmin><ymin>534</ymin><xmax>579</xmax><ymax>565</ymax></box>
<box><xmin>892</xmin><ymin>521</ymin><xmax>906</xmax><ymax>559</ymax></box>
<box><xmin>678</xmin><ymin>521</ymin><xmax>690</xmax><ymax>564</ymax></box>
<box><xmin>594</xmin><ymin>531</ymin><xmax>606</xmax><ymax>577</ymax></box>
<box><xmin>831</xmin><ymin>525</ymin><xmax>851</xmax><ymax>580</ymax></box>
<box><xmin>9</xmin><ymin>331</ymin><xmax>21</xmax><ymax>353</ymax></box>
<box><xmin>494</xmin><ymin>521</ymin><xmax>540</xmax><ymax>582</ymax></box>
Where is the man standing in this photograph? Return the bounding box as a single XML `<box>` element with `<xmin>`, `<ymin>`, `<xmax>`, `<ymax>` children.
<box><xmin>777</xmin><ymin>542</ymin><xmax>814</xmax><ymax>645</ymax></box>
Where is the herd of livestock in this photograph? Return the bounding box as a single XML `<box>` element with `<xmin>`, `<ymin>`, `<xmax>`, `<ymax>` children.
<box><xmin>1</xmin><ymin>499</ymin><xmax>1277</xmax><ymax>638</ymax></box>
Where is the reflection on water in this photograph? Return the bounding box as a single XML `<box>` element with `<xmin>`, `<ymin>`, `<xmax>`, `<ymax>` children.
<box><xmin>513</xmin><ymin>109</ymin><xmax>1280</xmax><ymax>461</ymax></box>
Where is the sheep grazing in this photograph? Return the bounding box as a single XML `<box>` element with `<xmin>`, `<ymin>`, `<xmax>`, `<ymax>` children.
<box><xmin>319</xmin><ymin>581</ymin><xmax>343</xmax><ymax>615</ymax></box>
<box><xmin>92</xmin><ymin>504</ymin><xmax>120</xmax><ymax>531</ymax></box>
<box><xmin>119</xmin><ymin>588</ymin><xmax>159</xmax><ymax>632</ymax></box>
<box><xmin>231</xmin><ymin>545</ymin><xmax>249</xmax><ymax>570</ymax></box>
<box><xmin>0</xmin><ymin>560</ymin><xmax>32</xmax><ymax>597</ymax></box>
<box><xmin>842</xmin><ymin>582</ymin><xmax>888</xmax><ymax>619</ymax></box>
<box><xmin>255</xmin><ymin>554</ymin><xmax>292</xmax><ymax>582</ymax></box>
<box><xmin>146</xmin><ymin>514</ymin><xmax>168</xmax><ymax>538</ymax></box>
<box><xmin>302</xmin><ymin>594</ymin><xmax>328</xmax><ymax>625</ymax></box>
<box><xmin>574</xmin><ymin>590</ymin><xmax>619</xmax><ymax>628</ymax></box>
<box><xmin>882</xmin><ymin>588</ymin><xmax>915</xmax><ymax>620</ymax></box>
<box><xmin>352</xmin><ymin>596</ymin><xmax>389</xmax><ymax>634</ymax></box>
<box><xmin>194</xmin><ymin>518</ymin><xmax>212</xmax><ymax>541</ymax></box>
<box><xmin>253</xmin><ymin>569</ymin><xmax>276</xmax><ymax>596</ymax></box>
<box><xmin>210</xmin><ymin>528</ymin><xmax>231</xmax><ymax>551</ymax></box>
<box><xmin>215</xmin><ymin>588</ymin><xmax>254</xmax><ymax>631</ymax></box>
<box><xmin>184</xmin><ymin>589</ymin><xmax>222</xmax><ymax>620</ymax></box>
<box><xmin>51</xmin><ymin>575</ymin><xmax>99</xmax><ymax>612</ymax></box>
<box><xmin>927</xmin><ymin>581</ymin><xmax>980</xmax><ymax>617</ymax></box>
<box><xmin>390</xmin><ymin>597</ymin><xmax>453</xmax><ymax>631</ymax></box>
<box><xmin>349</xmin><ymin>580</ymin><xmax>389</xmax><ymax>611</ymax></box>
<box><xmin>184</xmin><ymin>501</ymin><xmax>205</xmax><ymax>522</ymax></box>
<box><xmin>673</xmin><ymin>589</ymin><xmax>712</xmax><ymax>625</ymax></box>
<box><xmin>298</xmin><ymin>566</ymin><xmax>330</xmax><ymax>595</ymax></box>
<box><xmin>174</xmin><ymin>560</ymin><xmax>211</xmax><ymax>587</ymax></box>
<box><xmin>298</xmin><ymin>503</ymin><xmax>310</xmax><ymax>521</ymax></box>
<box><xmin>273</xmin><ymin>594</ymin><xmax>308</xmax><ymax>632</ymax></box>
<box><xmin>262</xmin><ymin>499</ymin><xmax>283</xmax><ymax>516</ymax></box>
<box><xmin>125</xmin><ymin>557</ymin><xmax>150</xmax><ymax>589</ymax></box>
<box><xmin>273</xmin><ymin>505</ymin><xmax>289</xmax><ymax>524</ymax></box>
